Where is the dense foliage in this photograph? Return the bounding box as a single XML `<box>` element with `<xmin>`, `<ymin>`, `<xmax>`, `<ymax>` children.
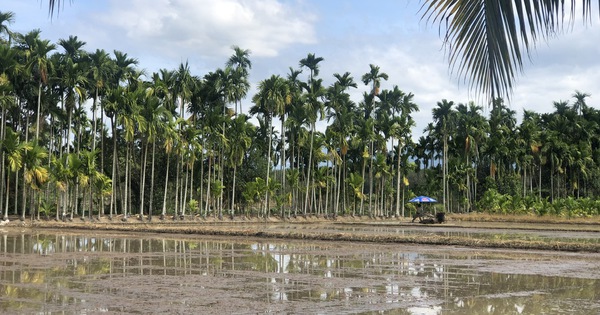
<box><xmin>1</xmin><ymin>12</ymin><xmax>599</xmax><ymax>221</ymax></box>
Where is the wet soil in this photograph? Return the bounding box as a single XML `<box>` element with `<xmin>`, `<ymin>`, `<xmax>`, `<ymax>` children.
<box><xmin>2</xmin><ymin>214</ymin><xmax>600</xmax><ymax>314</ymax></box>
<box><xmin>5</xmin><ymin>213</ymin><xmax>600</xmax><ymax>252</ymax></box>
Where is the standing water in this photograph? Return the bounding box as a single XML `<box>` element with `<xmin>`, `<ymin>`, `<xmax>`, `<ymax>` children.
<box><xmin>0</xmin><ymin>230</ymin><xmax>599</xmax><ymax>314</ymax></box>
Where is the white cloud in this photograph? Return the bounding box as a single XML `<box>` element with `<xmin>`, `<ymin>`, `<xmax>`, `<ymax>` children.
<box><xmin>4</xmin><ymin>0</ymin><xmax>599</xmax><ymax>137</ymax></box>
<box><xmin>95</xmin><ymin>0</ymin><xmax>317</xmax><ymax>62</ymax></box>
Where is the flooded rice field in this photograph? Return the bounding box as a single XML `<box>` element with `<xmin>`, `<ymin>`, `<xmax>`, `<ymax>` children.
<box><xmin>251</xmin><ymin>223</ymin><xmax>600</xmax><ymax>245</ymax></box>
<box><xmin>1</xmin><ymin>228</ymin><xmax>600</xmax><ymax>314</ymax></box>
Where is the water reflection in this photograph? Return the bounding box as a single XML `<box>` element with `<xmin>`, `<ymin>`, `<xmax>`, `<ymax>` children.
<box><xmin>0</xmin><ymin>231</ymin><xmax>598</xmax><ymax>314</ymax></box>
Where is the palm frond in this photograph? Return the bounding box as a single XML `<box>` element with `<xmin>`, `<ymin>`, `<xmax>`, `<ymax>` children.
<box><xmin>422</xmin><ymin>0</ymin><xmax>596</xmax><ymax>100</ymax></box>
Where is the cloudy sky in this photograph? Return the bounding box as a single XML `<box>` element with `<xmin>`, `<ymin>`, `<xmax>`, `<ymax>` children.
<box><xmin>4</xmin><ymin>0</ymin><xmax>600</xmax><ymax>137</ymax></box>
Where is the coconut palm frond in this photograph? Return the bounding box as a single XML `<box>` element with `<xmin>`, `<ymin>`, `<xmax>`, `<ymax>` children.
<box><xmin>422</xmin><ymin>0</ymin><xmax>596</xmax><ymax>100</ymax></box>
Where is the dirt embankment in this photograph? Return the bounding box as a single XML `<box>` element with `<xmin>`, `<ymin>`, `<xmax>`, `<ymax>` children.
<box><xmin>3</xmin><ymin>213</ymin><xmax>600</xmax><ymax>252</ymax></box>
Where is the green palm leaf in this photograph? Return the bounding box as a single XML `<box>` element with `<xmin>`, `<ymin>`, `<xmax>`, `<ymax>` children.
<box><xmin>422</xmin><ymin>0</ymin><xmax>597</xmax><ymax>99</ymax></box>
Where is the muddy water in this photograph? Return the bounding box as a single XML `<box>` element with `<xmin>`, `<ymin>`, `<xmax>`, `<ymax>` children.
<box><xmin>1</xmin><ymin>230</ymin><xmax>599</xmax><ymax>314</ymax></box>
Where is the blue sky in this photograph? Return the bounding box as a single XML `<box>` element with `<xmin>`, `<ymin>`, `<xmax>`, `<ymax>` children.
<box><xmin>4</xmin><ymin>0</ymin><xmax>600</xmax><ymax>138</ymax></box>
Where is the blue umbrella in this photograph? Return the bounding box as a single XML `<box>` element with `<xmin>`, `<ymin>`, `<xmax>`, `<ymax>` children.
<box><xmin>408</xmin><ymin>196</ymin><xmax>437</xmax><ymax>203</ymax></box>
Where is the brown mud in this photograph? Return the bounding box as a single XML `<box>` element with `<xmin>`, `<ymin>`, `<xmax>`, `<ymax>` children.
<box><xmin>2</xmin><ymin>214</ymin><xmax>600</xmax><ymax>314</ymax></box>
<box><xmin>4</xmin><ymin>213</ymin><xmax>600</xmax><ymax>252</ymax></box>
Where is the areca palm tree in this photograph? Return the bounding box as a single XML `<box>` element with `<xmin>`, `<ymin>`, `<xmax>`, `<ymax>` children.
<box><xmin>227</xmin><ymin>114</ymin><xmax>254</xmax><ymax>216</ymax></box>
<box><xmin>21</xmin><ymin>141</ymin><xmax>49</xmax><ymax>220</ymax></box>
<box><xmin>299</xmin><ymin>53</ymin><xmax>325</xmax><ymax>216</ymax></box>
<box><xmin>1</xmin><ymin>127</ymin><xmax>26</xmax><ymax>221</ymax></box>
<box><xmin>361</xmin><ymin>64</ymin><xmax>388</xmax><ymax>96</ymax></box>
<box><xmin>225</xmin><ymin>46</ymin><xmax>251</xmax><ymax>115</ymax></box>
<box><xmin>46</xmin><ymin>0</ymin><xmax>598</xmax><ymax>103</ymax></box>
<box><xmin>378</xmin><ymin>86</ymin><xmax>418</xmax><ymax>217</ymax></box>
<box><xmin>251</xmin><ymin>75</ymin><xmax>290</xmax><ymax>217</ymax></box>
<box><xmin>18</xmin><ymin>30</ymin><xmax>56</xmax><ymax>141</ymax></box>
<box><xmin>0</xmin><ymin>11</ymin><xmax>15</xmax><ymax>43</ymax></box>
<box><xmin>432</xmin><ymin>99</ymin><xmax>455</xmax><ymax>212</ymax></box>
<box><xmin>87</xmin><ymin>49</ymin><xmax>113</xmax><ymax>152</ymax></box>
<box><xmin>141</xmin><ymin>86</ymin><xmax>171</xmax><ymax>220</ymax></box>
<box><xmin>361</xmin><ymin>64</ymin><xmax>388</xmax><ymax>215</ymax></box>
<box><xmin>572</xmin><ymin>90</ymin><xmax>591</xmax><ymax>116</ymax></box>
<box><xmin>325</xmin><ymin>76</ymin><xmax>357</xmax><ymax>216</ymax></box>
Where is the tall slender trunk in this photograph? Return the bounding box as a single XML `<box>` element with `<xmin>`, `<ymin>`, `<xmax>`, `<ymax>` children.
<box><xmin>335</xmin><ymin>151</ymin><xmax>343</xmax><ymax>217</ymax></box>
<box><xmin>174</xmin><ymin>155</ymin><xmax>180</xmax><ymax>217</ymax></box>
<box><xmin>182</xmin><ymin>160</ymin><xmax>189</xmax><ymax>217</ymax></box>
<box><xmin>395</xmin><ymin>141</ymin><xmax>402</xmax><ymax>217</ymax></box>
<box><xmin>3</xmin><ymin>173</ymin><xmax>10</xmax><ymax>220</ymax></box>
<box><xmin>368</xmin><ymin>140</ymin><xmax>374</xmax><ymax>217</ymax></box>
<box><xmin>204</xmin><ymin>153</ymin><xmax>212</xmax><ymax>217</ymax></box>
<box><xmin>538</xmin><ymin>162</ymin><xmax>542</xmax><ymax>200</ymax></box>
<box><xmin>123</xmin><ymin>141</ymin><xmax>130</xmax><ymax>219</ymax></box>
<box><xmin>303</xmin><ymin>123</ymin><xmax>315</xmax><ymax>216</ymax></box>
<box><xmin>14</xmin><ymin>170</ymin><xmax>18</xmax><ymax>216</ymax></box>
<box><xmin>0</xmin><ymin>107</ymin><xmax>5</xmax><ymax>220</ymax></box>
<box><xmin>200</xmin><ymin>139</ymin><xmax>206</xmax><ymax>217</ymax></box>
<box><xmin>35</xmin><ymin>82</ymin><xmax>42</xmax><ymax>140</ymax></box>
<box><xmin>189</xmin><ymin>157</ymin><xmax>195</xmax><ymax>216</ymax></box>
<box><xmin>443</xmin><ymin>133</ymin><xmax>448</xmax><ymax>213</ymax></box>
<box><xmin>139</xmin><ymin>138</ymin><xmax>148</xmax><ymax>219</ymax></box>
<box><xmin>289</xmin><ymin>133</ymin><xmax>296</xmax><ymax>217</ymax></box>
<box><xmin>280</xmin><ymin>116</ymin><xmax>286</xmax><ymax>218</ymax></box>
<box><xmin>265</xmin><ymin>118</ymin><xmax>273</xmax><ymax>218</ymax></box>
<box><xmin>161</xmin><ymin>154</ymin><xmax>170</xmax><ymax>219</ymax></box>
<box><xmin>149</xmin><ymin>140</ymin><xmax>156</xmax><ymax>220</ymax></box>
<box><xmin>100</xmin><ymin>101</ymin><xmax>105</xmax><ymax>217</ymax></box>
<box><xmin>110</xmin><ymin>115</ymin><xmax>117</xmax><ymax>218</ymax></box>
<box><xmin>360</xmin><ymin>149</ymin><xmax>367</xmax><ymax>216</ymax></box>
<box><xmin>21</xmin><ymin>116</ymin><xmax>30</xmax><ymax>221</ymax></box>
<box><xmin>231</xmin><ymin>165</ymin><xmax>237</xmax><ymax>217</ymax></box>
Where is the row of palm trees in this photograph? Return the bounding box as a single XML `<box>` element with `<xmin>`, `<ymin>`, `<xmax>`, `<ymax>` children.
<box><xmin>44</xmin><ymin>0</ymin><xmax>599</xmax><ymax>102</ymax></box>
<box><xmin>2</xmin><ymin>11</ymin><xmax>600</xmax><ymax>222</ymax></box>
<box><xmin>420</xmin><ymin>92</ymin><xmax>600</xmax><ymax>213</ymax></box>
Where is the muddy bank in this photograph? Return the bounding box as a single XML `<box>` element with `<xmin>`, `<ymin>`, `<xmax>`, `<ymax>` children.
<box><xmin>3</xmin><ymin>213</ymin><xmax>600</xmax><ymax>253</ymax></box>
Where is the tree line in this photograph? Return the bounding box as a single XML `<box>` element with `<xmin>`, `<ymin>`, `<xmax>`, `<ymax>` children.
<box><xmin>1</xmin><ymin>11</ymin><xmax>599</xmax><ymax>222</ymax></box>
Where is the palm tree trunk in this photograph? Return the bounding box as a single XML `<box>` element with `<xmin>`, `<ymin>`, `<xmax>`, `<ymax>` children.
<box><xmin>174</xmin><ymin>154</ymin><xmax>180</xmax><ymax>217</ymax></box>
<box><xmin>21</xmin><ymin>167</ymin><xmax>27</xmax><ymax>221</ymax></box>
<box><xmin>100</xmin><ymin>102</ymin><xmax>105</xmax><ymax>217</ymax></box>
<box><xmin>395</xmin><ymin>142</ymin><xmax>402</xmax><ymax>217</ymax></box>
<box><xmin>13</xmin><ymin>170</ymin><xmax>18</xmax><ymax>216</ymax></box>
<box><xmin>3</xmin><ymin>174</ymin><xmax>10</xmax><ymax>220</ymax></box>
<box><xmin>182</xmin><ymin>161</ymin><xmax>189</xmax><ymax>217</ymax></box>
<box><xmin>303</xmin><ymin>124</ymin><xmax>315</xmax><ymax>216</ymax></box>
<box><xmin>139</xmin><ymin>139</ymin><xmax>148</xmax><ymax>219</ymax></box>
<box><xmin>189</xmin><ymin>158</ymin><xmax>195</xmax><ymax>216</ymax></box>
<box><xmin>149</xmin><ymin>140</ymin><xmax>156</xmax><ymax>220</ymax></box>
<box><xmin>368</xmin><ymin>140</ymin><xmax>374</xmax><ymax>217</ymax></box>
<box><xmin>335</xmin><ymin>154</ymin><xmax>342</xmax><ymax>217</ymax></box>
<box><xmin>35</xmin><ymin>82</ymin><xmax>42</xmax><ymax>140</ymax></box>
<box><xmin>443</xmin><ymin>134</ymin><xmax>448</xmax><ymax>213</ymax></box>
<box><xmin>161</xmin><ymin>154</ymin><xmax>170</xmax><ymax>219</ymax></box>
<box><xmin>360</xmin><ymin>152</ymin><xmax>366</xmax><ymax>216</ymax></box>
<box><xmin>123</xmin><ymin>142</ymin><xmax>130</xmax><ymax>219</ymax></box>
<box><xmin>265</xmin><ymin>118</ymin><xmax>273</xmax><ymax>218</ymax></box>
<box><xmin>280</xmin><ymin>116</ymin><xmax>286</xmax><ymax>218</ymax></box>
<box><xmin>200</xmin><ymin>139</ymin><xmax>205</xmax><ymax>217</ymax></box>
<box><xmin>110</xmin><ymin>116</ymin><xmax>117</xmax><ymax>218</ymax></box>
<box><xmin>204</xmin><ymin>154</ymin><xmax>212</xmax><ymax>217</ymax></box>
<box><xmin>0</xmin><ymin>107</ymin><xmax>5</xmax><ymax>220</ymax></box>
<box><xmin>231</xmin><ymin>165</ymin><xmax>237</xmax><ymax>217</ymax></box>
